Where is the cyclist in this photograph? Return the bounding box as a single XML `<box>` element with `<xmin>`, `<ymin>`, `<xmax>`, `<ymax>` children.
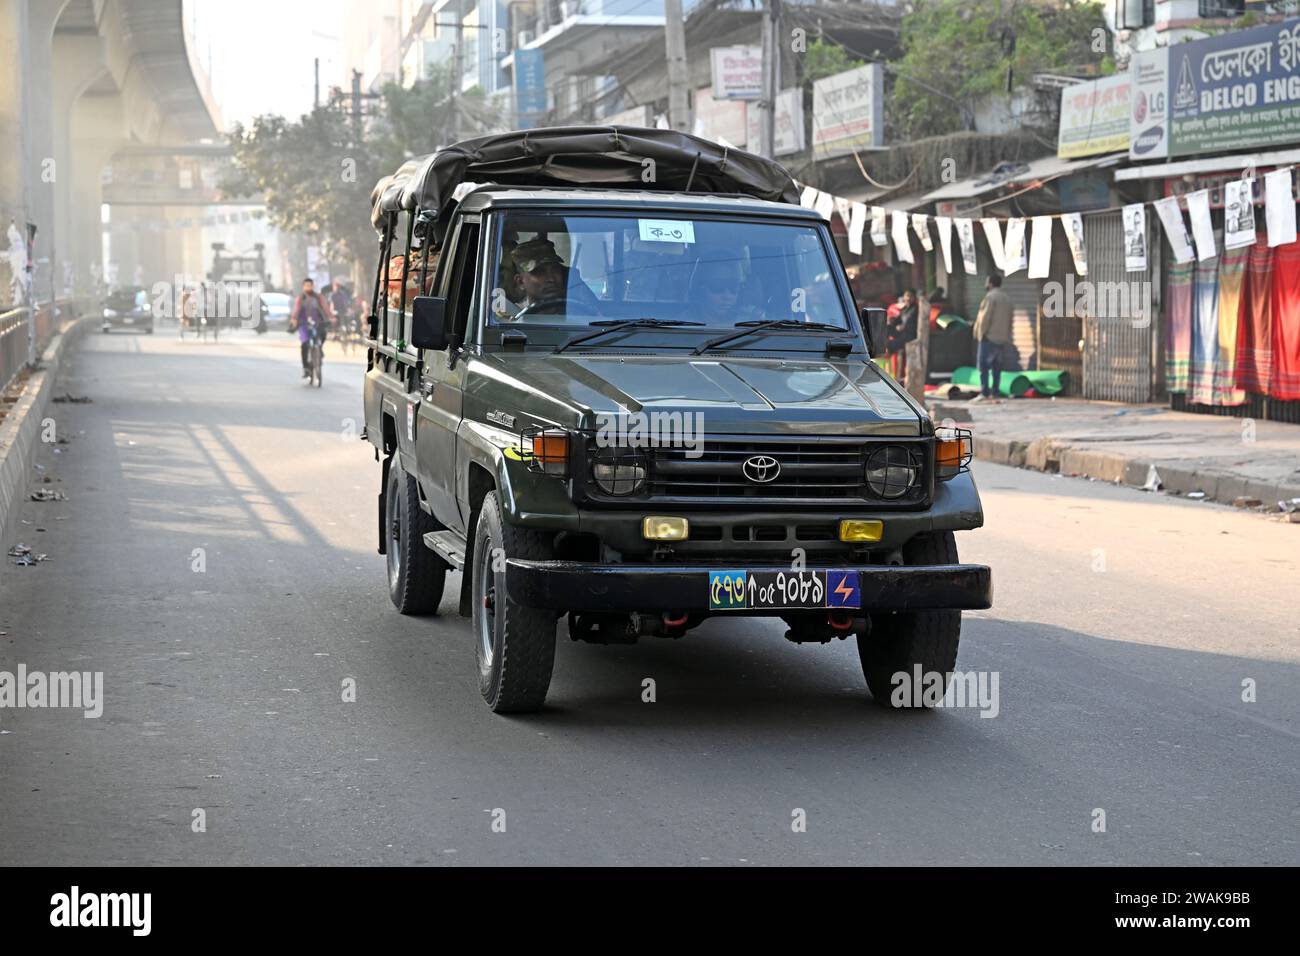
<box><xmin>290</xmin><ymin>277</ymin><xmax>334</xmax><ymax>380</ymax></box>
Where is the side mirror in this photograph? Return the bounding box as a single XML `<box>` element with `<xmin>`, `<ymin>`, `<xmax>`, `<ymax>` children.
<box><xmin>860</xmin><ymin>307</ymin><xmax>888</xmax><ymax>358</ymax></box>
<box><xmin>411</xmin><ymin>295</ymin><xmax>449</xmax><ymax>351</ymax></box>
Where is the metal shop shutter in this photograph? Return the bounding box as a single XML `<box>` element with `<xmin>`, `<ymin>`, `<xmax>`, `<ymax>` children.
<box><xmin>1082</xmin><ymin>209</ymin><xmax>1155</xmax><ymax>402</ymax></box>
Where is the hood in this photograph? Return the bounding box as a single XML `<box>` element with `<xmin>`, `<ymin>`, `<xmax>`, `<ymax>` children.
<box><xmin>470</xmin><ymin>353</ymin><xmax>924</xmax><ymax>436</ymax></box>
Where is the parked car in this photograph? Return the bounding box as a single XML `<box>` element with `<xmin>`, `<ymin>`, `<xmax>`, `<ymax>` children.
<box><xmin>257</xmin><ymin>292</ymin><xmax>292</xmax><ymax>332</ymax></box>
<box><xmin>102</xmin><ymin>286</ymin><xmax>153</xmax><ymax>333</ymax></box>
<box><xmin>362</xmin><ymin>128</ymin><xmax>991</xmax><ymax>714</ymax></box>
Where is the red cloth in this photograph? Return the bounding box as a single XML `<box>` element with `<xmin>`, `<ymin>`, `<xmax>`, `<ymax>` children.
<box><xmin>1234</xmin><ymin>237</ymin><xmax>1273</xmax><ymax>393</ymax></box>
<box><xmin>1270</xmin><ymin>241</ymin><xmax>1300</xmax><ymax>400</ymax></box>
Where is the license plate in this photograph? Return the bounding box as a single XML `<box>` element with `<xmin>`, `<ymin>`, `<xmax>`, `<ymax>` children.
<box><xmin>123</xmin><ymin>317</ymin><xmax>134</xmax><ymax>324</ymax></box>
<box><xmin>708</xmin><ymin>570</ymin><xmax>860</xmax><ymax>611</ymax></box>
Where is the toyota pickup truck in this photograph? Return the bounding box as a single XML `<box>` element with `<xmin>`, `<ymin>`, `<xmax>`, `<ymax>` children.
<box><xmin>362</xmin><ymin>127</ymin><xmax>991</xmax><ymax>713</ymax></box>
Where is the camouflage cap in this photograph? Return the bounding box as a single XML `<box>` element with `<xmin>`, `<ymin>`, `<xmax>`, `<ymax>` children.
<box><xmin>512</xmin><ymin>239</ymin><xmax>564</xmax><ymax>273</ymax></box>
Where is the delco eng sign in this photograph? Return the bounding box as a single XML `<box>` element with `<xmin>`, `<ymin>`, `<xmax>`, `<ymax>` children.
<box><xmin>1166</xmin><ymin>19</ymin><xmax>1300</xmax><ymax>157</ymax></box>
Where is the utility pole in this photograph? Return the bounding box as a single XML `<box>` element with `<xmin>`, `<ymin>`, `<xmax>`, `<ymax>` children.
<box><xmin>314</xmin><ymin>57</ymin><xmax>320</xmax><ymax>109</ymax></box>
<box><xmin>351</xmin><ymin>69</ymin><xmax>362</xmax><ymax>147</ymax></box>
<box><xmin>663</xmin><ymin>0</ymin><xmax>691</xmax><ymax>132</ymax></box>
<box><xmin>757</xmin><ymin>0</ymin><xmax>781</xmax><ymax>158</ymax></box>
<box><xmin>449</xmin><ymin>23</ymin><xmax>462</xmax><ymax>146</ymax></box>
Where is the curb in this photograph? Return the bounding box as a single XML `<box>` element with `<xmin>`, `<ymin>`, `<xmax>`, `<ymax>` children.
<box><xmin>971</xmin><ymin>434</ymin><xmax>1300</xmax><ymax>509</ymax></box>
<box><xmin>0</xmin><ymin>317</ymin><xmax>91</xmax><ymax>549</ymax></box>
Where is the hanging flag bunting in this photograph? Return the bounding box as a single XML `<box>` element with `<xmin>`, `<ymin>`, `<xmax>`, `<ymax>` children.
<box><xmin>890</xmin><ymin>210</ymin><xmax>914</xmax><ymax>264</ymax></box>
<box><xmin>1062</xmin><ymin>212</ymin><xmax>1089</xmax><ymax>276</ymax></box>
<box><xmin>1223</xmin><ymin>179</ymin><xmax>1256</xmax><ymax>250</ymax></box>
<box><xmin>1028</xmin><ymin>216</ymin><xmax>1053</xmax><ymax>279</ymax></box>
<box><xmin>832</xmin><ymin>195</ymin><xmax>853</xmax><ymax>229</ymax></box>
<box><xmin>1003</xmin><ymin>218</ymin><xmax>1027</xmax><ymax>276</ymax></box>
<box><xmin>1185</xmin><ymin>189</ymin><xmax>1217</xmax><ymax>261</ymax></box>
<box><xmin>1264</xmin><ymin>168</ymin><xmax>1297</xmax><ymax>247</ymax></box>
<box><xmin>847</xmin><ymin>202</ymin><xmax>867</xmax><ymax>256</ymax></box>
<box><xmin>934</xmin><ymin>216</ymin><xmax>954</xmax><ymax>275</ymax></box>
<box><xmin>980</xmin><ymin>218</ymin><xmax>1006</xmax><ymax>273</ymax></box>
<box><xmin>1152</xmin><ymin>195</ymin><xmax>1195</xmax><ymax>264</ymax></box>
<box><xmin>1121</xmin><ymin>204</ymin><xmax>1146</xmax><ymax>273</ymax></box>
<box><xmin>800</xmin><ymin>185</ymin><xmax>819</xmax><ymax>209</ymax></box>
<box><xmin>910</xmin><ymin>214</ymin><xmax>933</xmax><ymax>252</ymax></box>
<box><xmin>955</xmin><ymin>218</ymin><xmax>978</xmax><ymax>275</ymax></box>
<box><xmin>870</xmin><ymin>206</ymin><xmax>888</xmax><ymax>246</ymax></box>
<box><xmin>813</xmin><ymin>190</ymin><xmax>834</xmax><ymax>222</ymax></box>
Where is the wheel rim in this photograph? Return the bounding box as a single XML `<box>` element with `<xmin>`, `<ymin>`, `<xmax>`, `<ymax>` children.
<box><xmin>477</xmin><ymin>543</ymin><xmax>496</xmax><ymax>669</ymax></box>
<box><xmin>386</xmin><ymin>471</ymin><xmax>401</xmax><ymax>586</ymax></box>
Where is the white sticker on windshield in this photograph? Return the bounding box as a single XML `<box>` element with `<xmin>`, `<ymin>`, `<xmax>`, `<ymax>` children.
<box><xmin>638</xmin><ymin>219</ymin><xmax>695</xmax><ymax>244</ymax></box>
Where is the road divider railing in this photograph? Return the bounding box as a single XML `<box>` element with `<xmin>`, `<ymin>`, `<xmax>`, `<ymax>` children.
<box><xmin>1</xmin><ymin>299</ymin><xmax>91</xmax><ymax>394</ymax></box>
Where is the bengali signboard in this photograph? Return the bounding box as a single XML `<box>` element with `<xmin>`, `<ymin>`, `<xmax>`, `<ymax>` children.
<box><xmin>745</xmin><ymin>88</ymin><xmax>806</xmax><ymax>156</ymax></box>
<box><xmin>1129</xmin><ymin>47</ymin><xmax>1169</xmax><ymax>159</ymax></box>
<box><xmin>693</xmin><ymin>88</ymin><xmax>749</xmax><ymax>148</ymax></box>
<box><xmin>1058</xmin><ymin>73</ymin><xmax>1131</xmax><ymax>158</ymax></box>
<box><xmin>710</xmin><ymin>46</ymin><xmax>763</xmax><ymax>100</ymax></box>
<box><xmin>514</xmin><ymin>48</ymin><xmax>547</xmax><ymax>130</ymax></box>
<box><xmin>1166</xmin><ymin>19</ymin><xmax>1300</xmax><ymax>157</ymax></box>
<box><xmin>811</xmin><ymin>63</ymin><xmax>883</xmax><ymax>158</ymax></box>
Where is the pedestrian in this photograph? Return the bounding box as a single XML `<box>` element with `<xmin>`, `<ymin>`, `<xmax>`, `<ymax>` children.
<box><xmin>973</xmin><ymin>273</ymin><xmax>1013</xmax><ymax>402</ymax></box>
<box><xmin>887</xmin><ymin>288</ymin><xmax>919</xmax><ymax>380</ymax></box>
<box><xmin>290</xmin><ymin>277</ymin><xmax>334</xmax><ymax>379</ymax></box>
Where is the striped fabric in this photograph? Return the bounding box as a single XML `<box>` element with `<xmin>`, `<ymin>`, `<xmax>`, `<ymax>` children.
<box><xmin>1189</xmin><ymin>254</ymin><xmax>1220</xmax><ymax>406</ymax></box>
<box><xmin>1234</xmin><ymin>237</ymin><xmax>1273</xmax><ymax>394</ymax></box>
<box><xmin>1213</xmin><ymin>244</ymin><xmax>1248</xmax><ymax>406</ymax></box>
<box><xmin>1270</xmin><ymin>241</ymin><xmax>1300</xmax><ymax>401</ymax></box>
<box><xmin>1165</xmin><ymin>260</ymin><xmax>1193</xmax><ymax>393</ymax></box>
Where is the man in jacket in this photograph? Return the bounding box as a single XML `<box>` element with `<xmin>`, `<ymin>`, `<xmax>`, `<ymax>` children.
<box><xmin>290</xmin><ymin>278</ymin><xmax>334</xmax><ymax>378</ymax></box>
<box><xmin>973</xmin><ymin>274</ymin><xmax>1013</xmax><ymax>401</ymax></box>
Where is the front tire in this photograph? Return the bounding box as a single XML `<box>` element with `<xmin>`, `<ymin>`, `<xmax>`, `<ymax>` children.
<box><xmin>858</xmin><ymin>531</ymin><xmax>962</xmax><ymax>708</ymax></box>
<box><xmin>471</xmin><ymin>491</ymin><xmax>556</xmax><ymax>713</ymax></box>
<box><xmin>384</xmin><ymin>456</ymin><xmax>447</xmax><ymax>615</ymax></box>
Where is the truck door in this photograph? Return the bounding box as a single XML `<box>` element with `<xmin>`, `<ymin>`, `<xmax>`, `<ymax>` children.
<box><xmin>414</xmin><ymin>216</ymin><xmax>480</xmax><ymax>534</ymax></box>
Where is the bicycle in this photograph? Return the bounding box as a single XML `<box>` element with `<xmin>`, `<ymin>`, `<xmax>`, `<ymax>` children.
<box><xmin>308</xmin><ymin>327</ymin><xmax>324</xmax><ymax>387</ymax></box>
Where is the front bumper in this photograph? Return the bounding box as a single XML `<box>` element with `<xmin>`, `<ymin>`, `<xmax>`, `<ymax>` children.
<box><xmin>505</xmin><ymin>560</ymin><xmax>992</xmax><ymax>613</ymax></box>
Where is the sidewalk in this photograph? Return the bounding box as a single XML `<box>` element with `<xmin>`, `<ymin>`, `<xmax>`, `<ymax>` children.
<box><xmin>929</xmin><ymin>396</ymin><xmax>1300</xmax><ymax>510</ymax></box>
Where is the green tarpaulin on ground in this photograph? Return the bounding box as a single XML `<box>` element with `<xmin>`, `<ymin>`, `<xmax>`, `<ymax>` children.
<box><xmin>950</xmin><ymin>365</ymin><xmax>1069</xmax><ymax>398</ymax></box>
<box><xmin>935</xmin><ymin>314</ymin><xmax>970</xmax><ymax>330</ymax></box>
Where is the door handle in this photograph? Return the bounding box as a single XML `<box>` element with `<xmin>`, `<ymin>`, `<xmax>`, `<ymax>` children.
<box><xmin>420</xmin><ymin>378</ymin><xmax>436</xmax><ymax>398</ymax></box>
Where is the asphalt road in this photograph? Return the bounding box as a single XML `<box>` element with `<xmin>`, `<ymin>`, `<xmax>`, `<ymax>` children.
<box><xmin>1</xmin><ymin>327</ymin><xmax>1297</xmax><ymax>866</ymax></box>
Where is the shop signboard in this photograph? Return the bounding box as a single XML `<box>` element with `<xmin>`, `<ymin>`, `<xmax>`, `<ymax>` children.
<box><xmin>1058</xmin><ymin>73</ymin><xmax>1131</xmax><ymax>158</ymax></box>
<box><xmin>812</xmin><ymin>63</ymin><xmax>884</xmax><ymax>158</ymax></box>
<box><xmin>710</xmin><ymin>46</ymin><xmax>763</xmax><ymax>101</ymax></box>
<box><xmin>1166</xmin><ymin>19</ymin><xmax>1300</xmax><ymax>157</ymax></box>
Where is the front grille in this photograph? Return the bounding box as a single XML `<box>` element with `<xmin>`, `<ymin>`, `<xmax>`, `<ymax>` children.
<box><xmin>622</xmin><ymin>437</ymin><xmax>930</xmax><ymax>506</ymax></box>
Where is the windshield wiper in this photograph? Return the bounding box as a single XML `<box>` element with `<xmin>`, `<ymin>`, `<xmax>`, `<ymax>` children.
<box><xmin>554</xmin><ymin>318</ymin><xmax>703</xmax><ymax>354</ymax></box>
<box><xmin>692</xmin><ymin>319</ymin><xmax>847</xmax><ymax>355</ymax></box>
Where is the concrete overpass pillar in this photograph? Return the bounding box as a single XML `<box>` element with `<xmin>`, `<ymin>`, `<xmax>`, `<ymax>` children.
<box><xmin>0</xmin><ymin>0</ymin><xmax>32</xmax><ymax>307</ymax></box>
<box><xmin>51</xmin><ymin>32</ymin><xmax>107</xmax><ymax>297</ymax></box>
<box><xmin>68</xmin><ymin>92</ymin><xmax>128</xmax><ymax>296</ymax></box>
<box><xmin>25</xmin><ymin>0</ymin><xmax>68</xmax><ymax>302</ymax></box>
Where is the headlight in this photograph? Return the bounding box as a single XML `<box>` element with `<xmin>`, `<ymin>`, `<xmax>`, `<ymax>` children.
<box><xmin>864</xmin><ymin>445</ymin><xmax>920</xmax><ymax>499</ymax></box>
<box><xmin>591</xmin><ymin>446</ymin><xmax>646</xmax><ymax>496</ymax></box>
<box><xmin>103</xmin><ymin>308</ymin><xmax>117</xmax><ymax>318</ymax></box>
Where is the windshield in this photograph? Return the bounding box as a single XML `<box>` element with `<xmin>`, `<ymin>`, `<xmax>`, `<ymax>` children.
<box><xmin>261</xmin><ymin>293</ymin><xmax>290</xmax><ymax>308</ymax></box>
<box><xmin>486</xmin><ymin>212</ymin><xmax>850</xmax><ymax>331</ymax></box>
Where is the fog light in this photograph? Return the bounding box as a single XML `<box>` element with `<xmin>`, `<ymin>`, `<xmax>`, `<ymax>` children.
<box><xmin>839</xmin><ymin>519</ymin><xmax>883</xmax><ymax>543</ymax></box>
<box><xmin>643</xmin><ymin>516</ymin><xmax>689</xmax><ymax>541</ymax></box>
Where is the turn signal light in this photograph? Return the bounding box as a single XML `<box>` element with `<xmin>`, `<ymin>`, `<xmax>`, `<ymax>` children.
<box><xmin>527</xmin><ymin>429</ymin><xmax>569</xmax><ymax>476</ymax></box>
<box><xmin>839</xmin><ymin>519</ymin><xmax>883</xmax><ymax>543</ymax></box>
<box><xmin>643</xmin><ymin>516</ymin><xmax>689</xmax><ymax>541</ymax></box>
<box><xmin>935</xmin><ymin>432</ymin><xmax>973</xmax><ymax>480</ymax></box>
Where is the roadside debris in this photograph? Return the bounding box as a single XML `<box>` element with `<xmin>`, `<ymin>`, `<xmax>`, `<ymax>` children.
<box><xmin>1187</xmin><ymin>491</ymin><xmax>1207</xmax><ymax>500</ymax></box>
<box><xmin>1232</xmin><ymin>496</ymin><xmax>1263</xmax><ymax>508</ymax></box>
<box><xmin>29</xmin><ymin>489</ymin><xmax>67</xmax><ymax>502</ymax></box>
<box><xmin>51</xmin><ymin>393</ymin><xmax>92</xmax><ymax>404</ymax></box>
<box><xmin>1278</xmin><ymin>498</ymin><xmax>1300</xmax><ymax>513</ymax></box>
<box><xmin>7</xmin><ymin>544</ymin><xmax>49</xmax><ymax>566</ymax></box>
<box><xmin>1141</xmin><ymin>466</ymin><xmax>1162</xmax><ymax>492</ymax></box>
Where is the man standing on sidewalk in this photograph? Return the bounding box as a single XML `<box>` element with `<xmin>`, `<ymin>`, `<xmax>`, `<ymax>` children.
<box><xmin>973</xmin><ymin>273</ymin><xmax>1013</xmax><ymax>402</ymax></box>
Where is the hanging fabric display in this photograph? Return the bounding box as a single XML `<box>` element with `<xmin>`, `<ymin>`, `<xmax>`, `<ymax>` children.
<box><xmin>847</xmin><ymin>202</ymin><xmax>867</xmax><ymax>256</ymax></box>
<box><xmin>1121</xmin><ymin>204</ymin><xmax>1146</xmax><ymax>273</ymax></box>
<box><xmin>1223</xmin><ymin>179</ymin><xmax>1256</xmax><ymax>251</ymax></box>
<box><xmin>1270</xmin><ymin>240</ymin><xmax>1300</xmax><ymax>400</ymax></box>
<box><xmin>870</xmin><ymin>206</ymin><xmax>888</xmax><ymax>246</ymax></box>
<box><xmin>813</xmin><ymin>190</ymin><xmax>834</xmax><ymax>222</ymax></box>
<box><xmin>1186</xmin><ymin>189</ymin><xmax>1217</xmax><ymax>261</ymax></box>
<box><xmin>1213</xmin><ymin>244</ymin><xmax>1248</xmax><ymax>406</ymax></box>
<box><xmin>910</xmin><ymin>213</ymin><xmax>933</xmax><ymax>252</ymax></box>
<box><xmin>890</xmin><ymin>210</ymin><xmax>914</xmax><ymax>263</ymax></box>
<box><xmin>1153</xmin><ymin>195</ymin><xmax>1195</xmax><ymax>264</ymax></box>
<box><xmin>831</xmin><ymin>195</ymin><xmax>853</xmax><ymax>230</ymax></box>
<box><xmin>1165</xmin><ymin>260</ymin><xmax>1194</xmax><ymax>394</ymax></box>
<box><xmin>1003</xmin><ymin>218</ymin><xmax>1027</xmax><ymax>276</ymax></box>
<box><xmin>1062</xmin><ymin>212</ymin><xmax>1088</xmax><ymax>276</ymax></box>
<box><xmin>980</xmin><ymin>218</ymin><xmax>1006</xmax><ymax>272</ymax></box>
<box><xmin>1234</xmin><ymin>236</ymin><xmax>1274</xmax><ymax>394</ymax></box>
<box><xmin>799</xmin><ymin>184</ymin><xmax>819</xmax><ymax>209</ymax></box>
<box><xmin>955</xmin><ymin>218</ymin><xmax>978</xmax><ymax>275</ymax></box>
<box><xmin>1264</xmin><ymin>169</ymin><xmax>1297</xmax><ymax>247</ymax></box>
<box><xmin>1189</xmin><ymin>245</ymin><xmax>1221</xmax><ymax>405</ymax></box>
<box><xmin>1028</xmin><ymin>216</ymin><xmax>1053</xmax><ymax>279</ymax></box>
<box><xmin>934</xmin><ymin>216</ymin><xmax>954</xmax><ymax>275</ymax></box>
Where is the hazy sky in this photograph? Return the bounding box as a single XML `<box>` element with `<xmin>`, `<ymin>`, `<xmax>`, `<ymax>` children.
<box><xmin>190</xmin><ymin>0</ymin><xmax>347</xmax><ymax>130</ymax></box>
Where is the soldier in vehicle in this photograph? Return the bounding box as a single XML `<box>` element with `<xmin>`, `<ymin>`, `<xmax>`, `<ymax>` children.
<box><xmin>508</xmin><ymin>238</ymin><xmax>602</xmax><ymax>317</ymax></box>
<box><xmin>689</xmin><ymin>256</ymin><xmax>761</xmax><ymax>325</ymax></box>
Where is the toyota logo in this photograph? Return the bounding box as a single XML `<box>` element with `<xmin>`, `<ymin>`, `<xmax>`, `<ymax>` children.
<box><xmin>742</xmin><ymin>455</ymin><xmax>781</xmax><ymax>483</ymax></box>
